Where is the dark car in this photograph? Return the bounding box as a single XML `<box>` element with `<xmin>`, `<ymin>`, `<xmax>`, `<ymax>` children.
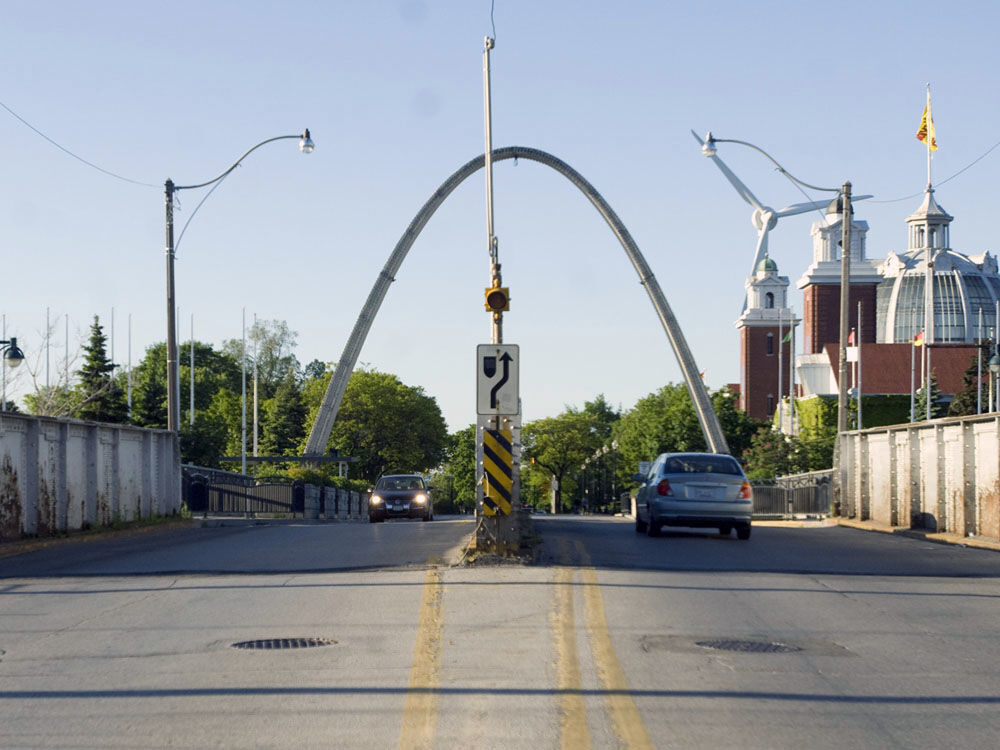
<box><xmin>369</xmin><ymin>474</ymin><xmax>433</xmax><ymax>522</ymax></box>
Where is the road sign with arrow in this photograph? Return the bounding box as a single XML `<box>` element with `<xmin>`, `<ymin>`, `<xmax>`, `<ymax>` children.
<box><xmin>477</xmin><ymin>344</ymin><xmax>519</xmax><ymax>416</ymax></box>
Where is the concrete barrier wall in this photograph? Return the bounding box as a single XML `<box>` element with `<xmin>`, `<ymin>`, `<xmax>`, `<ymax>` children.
<box><xmin>0</xmin><ymin>412</ymin><xmax>180</xmax><ymax>541</ymax></box>
<box><xmin>838</xmin><ymin>414</ymin><xmax>1000</xmax><ymax>540</ymax></box>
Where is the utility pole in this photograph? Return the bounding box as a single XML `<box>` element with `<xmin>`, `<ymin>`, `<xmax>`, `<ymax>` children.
<box><xmin>837</xmin><ymin>182</ymin><xmax>852</xmax><ymax>434</ymax></box>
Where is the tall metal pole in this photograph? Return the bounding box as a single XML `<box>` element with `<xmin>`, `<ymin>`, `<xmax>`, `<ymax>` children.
<box><xmin>189</xmin><ymin>314</ymin><xmax>195</xmax><ymax>427</ymax></box>
<box><xmin>165</xmin><ymin>179</ymin><xmax>179</xmax><ymax>432</ymax></box>
<box><xmin>837</xmin><ymin>182</ymin><xmax>852</xmax><ymax>434</ymax></box>
<box><xmin>483</xmin><ymin>35</ymin><xmax>502</xmax><ymax>345</ymax></box>
<box><xmin>977</xmin><ymin>308</ymin><xmax>983</xmax><ymax>414</ymax></box>
<box><xmin>857</xmin><ymin>301</ymin><xmax>863</xmax><ymax>430</ymax></box>
<box><xmin>241</xmin><ymin>308</ymin><xmax>247</xmax><ymax>476</ymax></box>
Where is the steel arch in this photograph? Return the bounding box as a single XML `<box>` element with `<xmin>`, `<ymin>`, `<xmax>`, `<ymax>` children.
<box><xmin>304</xmin><ymin>146</ymin><xmax>729</xmax><ymax>455</ymax></box>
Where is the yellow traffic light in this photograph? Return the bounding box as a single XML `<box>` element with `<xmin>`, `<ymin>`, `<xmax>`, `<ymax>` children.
<box><xmin>484</xmin><ymin>286</ymin><xmax>510</xmax><ymax>313</ymax></box>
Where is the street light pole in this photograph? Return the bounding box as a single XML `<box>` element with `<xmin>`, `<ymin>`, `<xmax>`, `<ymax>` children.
<box><xmin>163</xmin><ymin>130</ymin><xmax>313</xmax><ymax>432</ymax></box>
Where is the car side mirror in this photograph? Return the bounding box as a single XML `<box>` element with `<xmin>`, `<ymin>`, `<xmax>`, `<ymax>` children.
<box><xmin>631</xmin><ymin>473</ymin><xmax>646</xmax><ymax>483</ymax></box>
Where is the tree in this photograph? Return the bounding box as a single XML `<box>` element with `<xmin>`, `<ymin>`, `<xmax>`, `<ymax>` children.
<box><xmin>742</xmin><ymin>426</ymin><xmax>801</xmax><ymax>479</ymax></box>
<box><xmin>914</xmin><ymin>371</ymin><xmax>947</xmax><ymax>421</ymax></box>
<box><xmin>260</xmin><ymin>368</ymin><xmax>307</xmax><ymax>458</ymax></box>
<box><xmin>303</xmin><ymin>358</ymin><xmax>328</xmax><ymax>381</ymax></box>
<box><xmin>948</xmin><ymin>348</ymin><xmax>989</xmax><ymax>417</ymax></box>
<box><xmin>441</xmin><ymin>425</ymin><xmax>477</xmax><ymax>512</ymax></box>
<box><xmin>222</xmin><ymin>319</ymin><xmax>299</xmax><ymax>401</ymax></box>
<box><xmin>74</xmin><ymin>316</ymin><xmax>127</xmax><ymax>424</ymax></box>
<box><xmin>523</xmin><ymin>411</ymin><xmax>605</xmax><ymax>512</ymax></box>
<box><xmin>320</xmin><ymin>369</ymin><xmax>448</xmax><ymax>482</ymax></box>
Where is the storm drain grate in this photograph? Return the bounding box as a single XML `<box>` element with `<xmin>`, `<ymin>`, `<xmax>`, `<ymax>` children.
<box><xmin>231</xmin><ymin>638</ymin><xmax>336</xmax><ymax>650</ymax></box>
<box><xmin>696</xmin><ymin>639</ymin><xmax>801</xmax><ymax>654</ymax></box>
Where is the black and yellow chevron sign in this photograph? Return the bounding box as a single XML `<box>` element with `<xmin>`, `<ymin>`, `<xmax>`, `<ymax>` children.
<box><xmin>482</xmin><ymin>427</ymin><xmax>513</xmax><ymax>516</ymax></box>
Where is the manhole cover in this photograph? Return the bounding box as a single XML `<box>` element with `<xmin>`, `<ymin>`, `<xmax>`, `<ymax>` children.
<box><xmin>231</xmin><ymin>638</ymin><xmax>336</xmax><ymax>650</ymax></box>
<box><xmin>695</xmin><ymin>639</ymin><xmax>801</xmax><ymax>654</ymax></box>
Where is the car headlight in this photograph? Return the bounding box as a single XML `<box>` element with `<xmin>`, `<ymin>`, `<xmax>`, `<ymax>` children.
<box><xmin>414</xmin><ymin>494</ymin><xmax>427</xmax><ymax>504</ymax></box>
<box><xmin>371</xmin><ymin>495</ymin><xmax>383</xmax><ymax>505</ymax></box>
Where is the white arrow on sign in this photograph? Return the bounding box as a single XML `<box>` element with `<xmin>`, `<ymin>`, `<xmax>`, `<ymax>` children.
<box><xmin>477</xmin><ymin>344</ymin><xmax>519</xmax><ymax>416</ymax></box>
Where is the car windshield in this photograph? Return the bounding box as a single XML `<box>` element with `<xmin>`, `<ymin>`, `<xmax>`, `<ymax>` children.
<box><xmin>376</xmin><ymin>477</ymin><xmax>423</xmax><ymax>490</ymax></box>
<box><xmin>663</xmin><ymin>456</ymin><xmax>742</xmax><ymax>476</ymax></box>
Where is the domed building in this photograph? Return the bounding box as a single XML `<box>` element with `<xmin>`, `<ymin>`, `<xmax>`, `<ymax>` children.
<box><xmin>737</xmin><ymin>185</ymin><xmax>994</xmax><ymax>423</ymax></box>
<box><xmin>875</xmin><ymin>188</ymin><xmax>1000</xmax><ymax>344</ymax></box>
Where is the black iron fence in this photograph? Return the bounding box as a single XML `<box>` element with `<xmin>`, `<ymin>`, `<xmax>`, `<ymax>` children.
<box><xmin>750</xmin><ymin>470</ymin><xmax>833</xmax><ymax>519</ymax></box>
<box><xmin>183</xmin><ymin>465</ymin><xmax>304</xmax><ymax>516</ymax></box>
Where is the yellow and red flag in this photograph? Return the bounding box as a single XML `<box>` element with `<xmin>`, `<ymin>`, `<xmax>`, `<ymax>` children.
<box><xmin>912</xmin><ymin>330</ymin><xmax>924</xmax><ymax>346</ymax></box>
<box><xmin>916</xmin><ymin>93</ymin><xmax>938</xmax><ymax>151</ymax></box>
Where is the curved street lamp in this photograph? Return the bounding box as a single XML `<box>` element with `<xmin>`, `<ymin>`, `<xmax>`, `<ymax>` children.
<box><xmin>164</xmin><ymin>130</ymin><xmax>314</xmax><ymax>432</ymax></box>
<box><xmin>699</xmin><ymin>132</ymin><xmax>854</xmax><ymax>436</ymax></box>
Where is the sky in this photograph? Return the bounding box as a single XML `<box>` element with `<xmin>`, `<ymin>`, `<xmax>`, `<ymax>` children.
<box><xmin>2</xmin><ymin>0</ymin><xmax>999</xmax><ymax>431</ymax></box>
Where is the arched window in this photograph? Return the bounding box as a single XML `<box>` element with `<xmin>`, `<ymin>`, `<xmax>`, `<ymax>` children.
<box><xmin>765</xmin><ymin>292</ymin><xmax>775</xmax><ymax>309</ymax></box>
<box><xmin>766</xmin><ymin>332</ymin><xmax>774</xmax><ymax>355</ymax></box>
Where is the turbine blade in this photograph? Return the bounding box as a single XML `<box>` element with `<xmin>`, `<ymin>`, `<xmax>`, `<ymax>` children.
<box><xmin>774</xmin><ymin>200</ymin><xmax>830</xmax><ymax>217</ymax></box>
<box><xmin>691</xmin><ymin>129</ymin><xmax>764</xmax><ymax>211</ymax></box>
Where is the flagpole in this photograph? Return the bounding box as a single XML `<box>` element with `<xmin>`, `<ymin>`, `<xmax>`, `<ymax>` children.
<box><xmin>926</xmin><ymin>84</ymin><xmax>933</xmax><ymax>187</ymax></box>
<box><xmin>910</xmin><ymin>336</ymin><xmax>915</xmax><ymax>422</ymax></box>
<box><xmin>857</xmin><ymin>301</ymin><xmax>863</xmax><ymax>430</ymax></box>
<box><xmin>977</xmin><ymin>307</ymin><xmax>983</xmax><ymax>414</ymax></box>
<box><xmin>790</xmin><ymin>321</ymin><xmax>797</xmax><ymax>437</ymax></box>
<box><xmin>777</xmin><ymin>308</ymin><xmax>783</xmax><ymax>428</ymax></box>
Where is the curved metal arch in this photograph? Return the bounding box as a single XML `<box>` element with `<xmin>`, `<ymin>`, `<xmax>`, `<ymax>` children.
<box><xmin>304</xmin><ymin>146</ymin><xmax>729</xmax><ymax>455</ymax></box>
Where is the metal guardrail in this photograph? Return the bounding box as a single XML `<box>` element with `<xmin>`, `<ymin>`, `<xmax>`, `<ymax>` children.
<box><xmin>182</xmin><ymin>465</ymin><xmax>303</xmax><ymax>516</ymax></box>
<box><xmin>751</xmin><ymin>470</ymin><xmax>833</xmax><ymax>519</ymax></box>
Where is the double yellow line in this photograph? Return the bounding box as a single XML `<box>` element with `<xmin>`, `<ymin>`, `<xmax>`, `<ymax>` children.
<box><xmin>400</xmin><ymin>546</ymin><xmax>652</xmax><ymax>749</ymax></box>
<box><xmin>554</xmin><ymin>541</ymin><xmax>654</xmax><ymax>749</ymax></box>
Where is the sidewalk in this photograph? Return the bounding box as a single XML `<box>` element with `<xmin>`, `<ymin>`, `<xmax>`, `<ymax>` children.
<box><xmin>836</xmin><ymin>517</ymin><xmax>1000</xmax><ymax>553</ymax></box>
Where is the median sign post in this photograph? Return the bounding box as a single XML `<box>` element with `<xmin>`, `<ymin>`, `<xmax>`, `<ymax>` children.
<box><xmin>477</xmin><ymin>344</ymin><xmax>519</xmax><ymax>416</ymax></box>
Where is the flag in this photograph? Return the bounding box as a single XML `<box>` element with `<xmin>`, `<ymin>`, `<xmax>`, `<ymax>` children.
<box><xmin>848</xmin><ymin>330</ymin><xmax>855</xmax><ymax>346</ymax></box>
<box><xmin>916</xmin><ymin>94</ymin><xmax>938</xmax><ymax>151</ymax></box>
<box><xmin>912</xmin><ymin>330</ymin><xmax>924</xmax><ymax>346</ymax></box>
<box><xmin>699</xmin><ymin>371</ymin><xmax>705</xmax><ymax>379</ymax></box>
<box><xmin>781</xmin><ymin>330</ymin><xmax>792</xmax><ymax>343</ymax></box>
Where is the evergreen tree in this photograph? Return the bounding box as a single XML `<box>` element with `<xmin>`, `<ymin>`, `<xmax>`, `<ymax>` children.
<box><xmin>74</xmin><ymin>316</ymin><xmax>128</xmax><ymax>424</ymax></box>
<box><xmin>260</xmin><ymin>368</ymin><xmax>307</xmax><ymax>457</ymax></box>
<box><xmin>948</xmin><ymin>348</ymin><xmax>988</xmax><ymax>417</ymax></box>
<box><xmin>914</xmin><ymin>372</ymin><xmax>947</xmax><ymax>421</ymax></box>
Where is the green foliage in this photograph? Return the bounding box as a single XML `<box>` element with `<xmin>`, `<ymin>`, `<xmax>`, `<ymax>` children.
<box><xmin>948</xmin><ymin>348</ymin><xmax>988</xmax><ymax>417</ymax></box>
<box><xmin>260</xmin><ymin>368</ymin><xmax>306</xmax><ymax>458</ymax></box>
<box><xmin>322</xmin><ymin>369</ymin><xmax>448</xmax><ymax>483</ymax></box>
<box><xmin>222</xmin><ymin>319</ymin><xmax>299</xmax><ymax>401</ymax></box>
<box><xmin>858</xmin><ymin>395</ymin><xmax>911</xmax><ymax>427</ymax></box>
<box><xmin>179</xmin><ymin>418</ymin><xmax>229</xmax><ymax>468</ymax></box>
<box><xmin>441</xmin><ymin>425</ymin><xmax>477</xmax><ymax>512</ymax></box>
<box><xmin>743</xmin><ymin>427</ymin><xmax>799</xmax><ymax>479</ymax></box>
<box><xmin>713</xmin><ymin>388</ymin><xmax>766</xmax><ymax>457</ymax></box>
<box><xmin>74</xmin><ymin>316</ymin><xmax>127</xmax><ymax>424</ymax></box>
<box><xmin>914</xmin><ymin>372</ymin><xmax>947</xmax><ymax>420</ymax></box>
<box><xmin>523</xmin><ymin>410</ymin><xmax>607</xmax><ymax>511</ymax></box>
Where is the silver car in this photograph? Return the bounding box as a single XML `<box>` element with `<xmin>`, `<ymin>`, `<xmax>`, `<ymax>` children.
<box><xmin>633</xmin><ymin>452</ymin><xmax>753</xmax><ymax>540</ymax></box>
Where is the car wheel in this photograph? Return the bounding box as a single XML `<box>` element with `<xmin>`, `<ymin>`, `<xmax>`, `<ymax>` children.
<box><xmin>646</xmin><ymin>517</ymin><xmax>661</xmax><ymax>537</ymax></box>
<box><xmin>635</xmin><ymin>514</ymin><xmax>648</xmax><ymax>533</ymax></box>
<box><xmin>719</xmin><ymin>525</ymin><xmax>732</xmax><ymax>536</ymax></box>
<box><xmin>736</xmin><ymin>524</ymin><xmax>751</xmax><ymax>540</ymax></box>
<box><xmin>422</xmin><ymin>511</ymin><xmax>432</xmax><ymax>522</ymax></box>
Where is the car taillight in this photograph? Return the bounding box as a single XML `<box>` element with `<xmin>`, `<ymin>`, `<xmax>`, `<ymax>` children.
<box><xmin>739</xmin><ymin>481</ymin><xmax>752</xmax><ymax>499</ymax></box>
<box><xmin>657</xmin><ymin>479</ymin><xmax>673</xmax><ymax>496</ymax></box>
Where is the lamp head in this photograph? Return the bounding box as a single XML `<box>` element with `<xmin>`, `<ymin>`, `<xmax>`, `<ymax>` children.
<box><xmin>3</xmin><ymin>337</ymin><xmax>24</xmax><ymax>369</ymax></box>
<box><xmin>701</xmin><ymin>131</ymin><xmax>717</xmax><ymax>157</ymax></box>
<box><xmin>989</xmin><ymin>352</ymin><xmax>1000</xmax><ymax>375</ymax></box>
<box><xmin>299</xmin><ymin>129</ymin><xmax>315</xmax><ymax>154</ymax></box>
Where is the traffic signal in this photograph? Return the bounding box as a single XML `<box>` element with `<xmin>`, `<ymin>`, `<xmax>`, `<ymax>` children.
<box><xmin>484</xmin><ymin>286</ymin><xmax>510</xmax><ymax>313</ymax></box>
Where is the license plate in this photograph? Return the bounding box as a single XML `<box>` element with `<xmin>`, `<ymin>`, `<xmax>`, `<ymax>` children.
<box><xmin>695</xmin><ymin>488</ymin><xmax>716</xmax><ymax>499</ymax></box>
<box><xmin>392</xmin><ymin>504</ymin><xmax>405</xmax><ymax>511</ymax></box>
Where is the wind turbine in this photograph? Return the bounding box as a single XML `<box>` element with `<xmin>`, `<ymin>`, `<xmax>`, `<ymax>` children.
<box><xmin>691</xmin><ymin>129</ymin><xmax>870</xmax><ymax>311</ymax></box>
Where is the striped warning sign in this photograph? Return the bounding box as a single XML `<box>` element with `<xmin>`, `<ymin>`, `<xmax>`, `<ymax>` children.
<box><xmin>482</xmin><ymin>427</ymin><xmax>513</xmax><ymax>516</ymax></box>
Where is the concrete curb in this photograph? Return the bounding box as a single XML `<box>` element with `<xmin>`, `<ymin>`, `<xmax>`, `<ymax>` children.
<box><xmin>836</xmin><ymin>517</ymin><xmax>1000</xmax><ymax>552</ymax></box>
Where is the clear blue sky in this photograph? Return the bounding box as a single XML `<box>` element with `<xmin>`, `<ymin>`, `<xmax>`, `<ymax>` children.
<box><xmin>2</xmin><ymin>0</ymin><xmax>998</xmax><ymax>430</ymax></box>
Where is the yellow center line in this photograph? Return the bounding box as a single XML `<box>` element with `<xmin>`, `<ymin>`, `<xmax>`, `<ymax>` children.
<box><xmin>398</xmin><ymin>566</ymin><xmax>444</xmax><ymax>750</ymax></box>
<box><xmin>554</xmin><ymin>564</ymin><xmax>592</xmax><ymax>750</ymax></box>
<box><xmin>578</xmin><ymin>542</ymin><xmax>655</xmax><ymax>750</ymax></box>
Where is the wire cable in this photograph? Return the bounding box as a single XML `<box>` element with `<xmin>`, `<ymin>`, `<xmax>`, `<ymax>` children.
<box><xmin>490</xmin><ymin>0</ymin><xmax>497</xmax><ymax>39</ymax></box>
<box><xmin>870</xmin><ymin>137</ymin><xmax>1000</xmax><ymax>203</ymax></box>
<box><xmin>173</xmin><ymin>170</ymin><xmax>233</xmax><ymax>255</ymax></box>
<box><xmin>0</xmin><ymin>99</ymin><xmax>157</xmax><ymax>188</ymax></box>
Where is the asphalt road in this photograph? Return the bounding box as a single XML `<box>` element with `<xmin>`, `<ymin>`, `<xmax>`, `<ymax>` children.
<box><xmin>2</xmin><ymin>515</ymin><xmax>1000</xmax><ymax>749</ymax></box>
